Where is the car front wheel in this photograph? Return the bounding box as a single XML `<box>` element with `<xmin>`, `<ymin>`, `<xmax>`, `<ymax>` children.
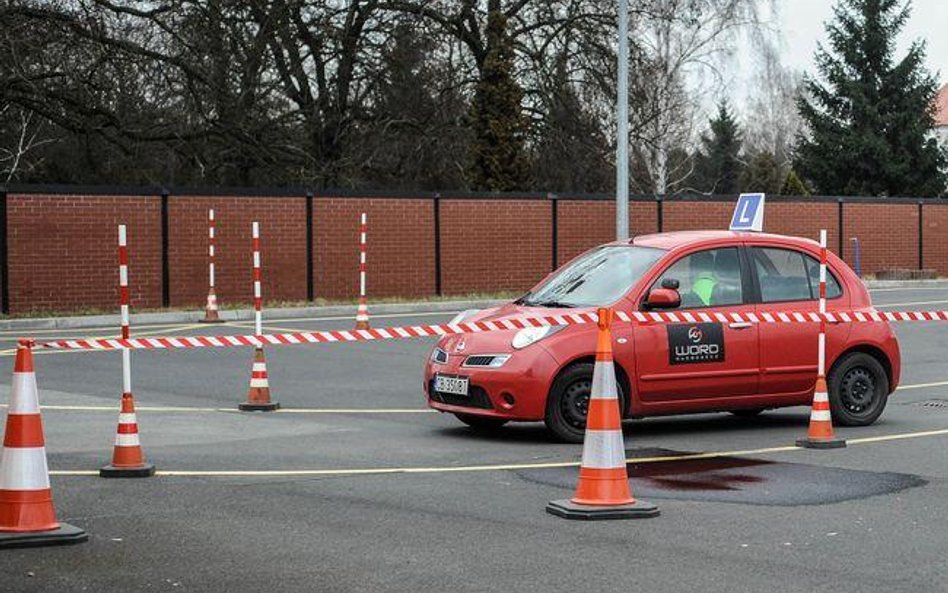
<box><xmin>828</xmin><ymin>352</ymin><xmax>889</xmax><ymax>426</ymax></box>
<box><xmin>545</xmin><ymin>362</ymin><xmax>627</xmax><ymax>443</ymax></box>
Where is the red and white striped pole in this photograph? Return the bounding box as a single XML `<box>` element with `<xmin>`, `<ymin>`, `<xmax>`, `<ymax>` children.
<box><xmin>201</xmin><ymin>208</ymin><xmax>222</xmax><ymax>323</ymax></box>
<box><xmin>354</xmin><ymin>212</ymin><xmax>370</xmax><ymax>330</ymax></box>
<box><xmin>240</xmin><ymin>221</ymin><xmax>278</xmax><ymax>411</ymax></box>
<box><xmin>798</xmin><ymin>228</ymin><xmax>846</xmax><ymax>448</ymax></box>
<box><xmin>100</xmin><ymin>225</ymin><xmax>156</xmax><ymax>476</ymax></box>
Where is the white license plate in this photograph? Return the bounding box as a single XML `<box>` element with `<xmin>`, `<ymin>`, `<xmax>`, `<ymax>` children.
<box><xmin>434</xmin><ymin>374</ymin><xmax>469</xmax><ymax>396</ymax></box>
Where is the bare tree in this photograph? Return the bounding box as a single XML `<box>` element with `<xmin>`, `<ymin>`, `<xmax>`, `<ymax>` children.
<box><xmin>627</xmin><ymin>0</ymin><xmax>766</xmax><ymax>195</ymax></box>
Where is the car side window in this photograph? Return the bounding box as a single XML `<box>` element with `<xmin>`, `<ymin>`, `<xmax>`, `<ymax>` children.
<box><xmin>804</xmin><ymin>255</ymin><xmax>843</xmax><ymax>299</ymax></box>
<box><xmin>753</xmin><ymin>247</ymin><xmax>841</xmax><ymax>302</ymax></box>
<box><xmin>651</xmin><ymin>247</ymin><xmax>743</xmax><ymax>308</ymax></box>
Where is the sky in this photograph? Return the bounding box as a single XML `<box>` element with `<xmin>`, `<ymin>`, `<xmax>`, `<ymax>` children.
<box><xmin>777</xmin><ymin>0</ymin><xmax>948</xmax><ymax>80</ymax></box>
<box><xmin>725</xmin><ymin>0</ymin><xmax>948</xmax><ymax>113</ymax></box>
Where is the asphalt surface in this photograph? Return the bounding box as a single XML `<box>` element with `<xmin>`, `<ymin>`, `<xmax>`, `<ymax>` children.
<box><xmin>2</xmin><ymin>287</ymin><xmax>948</xmax><ymax>592</ymax></box>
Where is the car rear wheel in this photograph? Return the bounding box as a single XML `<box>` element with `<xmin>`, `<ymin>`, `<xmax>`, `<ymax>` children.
<box><xmin>454</xmin><ymin>413</ymin><xmax>509</xmax><ymax>432</ymax></box>
<box><xmin>545</xmin><ymin>362</ymin><xmax>627</xmax><ymax>443</ymax></box>
<box><xmin>827</xmin><ymin>352</ymin><xmax>889</xmax><ymax>426</ymax></box>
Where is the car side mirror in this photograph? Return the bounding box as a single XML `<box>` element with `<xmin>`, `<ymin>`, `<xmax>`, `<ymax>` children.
<box><xmin>645</xmin><ymin>288</ymin><xmax>681</xmax><ymax>310</ymax></box>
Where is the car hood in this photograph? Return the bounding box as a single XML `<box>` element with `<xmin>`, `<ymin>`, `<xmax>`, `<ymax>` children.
<box><xmin>438</xmin><ymin>303</ymin><xmax>592</xmax><ymax>354</ymax></box>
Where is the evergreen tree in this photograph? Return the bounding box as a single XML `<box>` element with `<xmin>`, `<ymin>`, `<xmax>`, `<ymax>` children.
<box><xmin>693</xmin><ymin>100</ymin><xmax>743</xmax><ymax>194</ymax></box>
<box><xmin>781</xmin><ymin>169</ymin><xmax>810</xmax><ymax>196</ymax></box>
<box><xmin>796</xmin><ymin>0</ymin><xmax>947</xmax><ymax>196</ymax></box>
<box><xmin>740</xmin><ymin>151</ymin><xmax>783</xmax><ymax>194</ymax></box>
<box><xmin>467</xmin><ymin>5</ymin><xmax>528</xmax><ymax>191</ymax></box>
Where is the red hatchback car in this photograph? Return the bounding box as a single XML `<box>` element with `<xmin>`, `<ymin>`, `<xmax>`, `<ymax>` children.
<box><xmin>424</xmin><ymin>230</ymin><xmax>901</xmax><ymax>442</ymax></box>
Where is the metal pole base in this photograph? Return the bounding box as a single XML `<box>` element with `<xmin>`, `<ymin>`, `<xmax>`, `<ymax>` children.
<box><xmin>546</xmin><ymin>499</ymin><xmax>660</xmax><ymax>521</ymax></box>
<box><xmin>796</xmin><ymin>437</ymin><xmax>847</xmax><ymax>449</ymax></box>
<box><xmin>238</xmin><ymin>402</ymin><xmax>280</xmax><ymax>412</ymax></box>
<box><xmin>99</xmin><ymin>463</ymin><xmax>156</xmax><ymax>478</ymax></box>
<box><xmin>0</xmin><ymin>523</ymin><xmax>88</xmax><ymax>549</ymax></box>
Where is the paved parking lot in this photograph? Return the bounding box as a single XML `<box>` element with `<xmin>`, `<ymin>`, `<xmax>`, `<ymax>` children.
<box><xmin>2</xmin><ymin>286</ymin><xmax>948</xmax><ymax>592</ymax></box>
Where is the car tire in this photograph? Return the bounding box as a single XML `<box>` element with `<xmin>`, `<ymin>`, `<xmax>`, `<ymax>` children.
<box><xmin>827</xmin><ymin>352</ymin><xmax>889</xmax><ymax>426</ymax></box>
<box><xmin>545</xmin><ymin>362</ymin><xmax>627</xmax><ymax>444</ymax></box>
<box><xmin>454</xmin><ymin>413</ymin><xmax>509</xmax><ymax>431</ymax></box>
<box><xmin>729</xmin><ymin>409</ymin><xmax>764</xmax><ymax>418</ymax></box>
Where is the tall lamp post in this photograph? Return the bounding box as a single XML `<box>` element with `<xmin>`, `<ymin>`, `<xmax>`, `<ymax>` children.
<box><xmin>616</xmin><ymin>0</ymin><xmax>630</xmax><ymax>241</ymax></box>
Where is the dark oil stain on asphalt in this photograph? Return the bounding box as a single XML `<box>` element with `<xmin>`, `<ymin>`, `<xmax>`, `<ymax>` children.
<box><xmin>516</xmin><ymin>448</ymin><xmax>927</xmax><ymax>506</ymax></box>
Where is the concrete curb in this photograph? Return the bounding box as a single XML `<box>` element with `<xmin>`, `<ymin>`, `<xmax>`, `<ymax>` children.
<box><xmin>0</xmin><ymin>300</ymin><xmax>507</xmax><ymax>332</ymax></box>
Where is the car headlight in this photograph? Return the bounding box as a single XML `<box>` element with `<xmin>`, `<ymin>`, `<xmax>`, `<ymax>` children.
<box><xmin>511</xmin><ymin>325</ymin><xmax>564</xmax><ymax>349</ymax></box>
<box><xmin>449</xmin><ymin>309</ymin><xmax>480</xmax><ymax>325</ymax></box>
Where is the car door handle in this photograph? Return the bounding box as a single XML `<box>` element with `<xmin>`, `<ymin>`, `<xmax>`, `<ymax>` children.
<box><xmin>728</xmin><ymin>322</ymin><xmax>754</xmax><ymax>329</ymax></box>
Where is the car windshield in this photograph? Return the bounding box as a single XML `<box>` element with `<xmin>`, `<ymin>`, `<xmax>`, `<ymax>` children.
<box><xmin>517</xmin><ymin>246</ymin><xmax>665</xmax><ymax>308</ymax></box>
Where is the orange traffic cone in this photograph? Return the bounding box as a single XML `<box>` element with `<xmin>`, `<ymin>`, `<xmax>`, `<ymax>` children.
<box><xmin>354</xmin><ymin>299</ymin><xmax>370</xmax><ymax>330</ymax></box>
<box><xmin>546</xmin><ymin>309</ymin><xmax>659</xmax><ymax>520</ymax></box>
<box><xmin>201</xmin><ymin>289</ymin><xmax>222</xmax><ymax>323</ymax></box>
<box><xmin>0</xmin><ymin>340</ymin><xmax>87</xmax><ymax>548</ymax></box>
<box><xmin>796</xmin><ymin>376</ymin><xmax>846</xmax><ymax>449</ymax></box>
<box><xmin>239</xmin><ymin>347</ymin><xmax>279</xmax><ymax>411</ymax></box>
<box><xmin>100</xmin><ymin>392</ymin><xmax>156</xmax><ymax>477</ymax></box>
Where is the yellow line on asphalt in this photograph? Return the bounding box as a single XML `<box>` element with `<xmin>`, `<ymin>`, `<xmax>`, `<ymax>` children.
<box><xmin>0</xmin><ymin>403</ymin><xmax>435</xmax><ymax>414</ymax></box>
<box><xmin>896</xmin><ymin>380</ymin><xmax>948</xmax><ymax>390</ymax></box>
<box><xmin>45</xmin><ymin>426</ymin><xmax>948</xmax><ymax>478</ymax></box>
<box><xmin>0</xmin><ymin>321</ymin><xmax>207</xmax><ymax>337</ymax></box>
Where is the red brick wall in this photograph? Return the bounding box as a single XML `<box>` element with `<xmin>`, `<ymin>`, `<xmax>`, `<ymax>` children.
<box><xmin>842</xmin><ymin>203</ymin><xmax>918</xmax><ymax>273</ymax></box>
<box><xmin>556</xmin><ymin>200</ymin><xmax>658</xmax><ymax>265</ymax></box>
<box><xmin>168</xmin><ymin>197</ymin><xmax>307</xmax><ymax>307</ymax></box>
<box><xmin>313</xmin><ymin>198</ymin><xmax>435</xmax><ymax>299</ymax></box>
<box><xmin>7</xmin><ymin>194</ymin><xmax>162</xmax><ymax>314</ymax></box>
<box><xmin>440</xmin><ymin>200</ymin><xmax>552</xmax><ymax>294</ymax></box>
<box><xmin>766</xmin><ymin>202</ymin><xmax>840</xmax><ymax>255</ymax></box>
<box><xmin>923</xmin><ymin>206</ymin><xmax>948</xmax><ymax>276</ymax></box>
<box><xmin>2</xmin><ymin>192</ymin><xmax>946</xmax><ymax>316</ymax></box>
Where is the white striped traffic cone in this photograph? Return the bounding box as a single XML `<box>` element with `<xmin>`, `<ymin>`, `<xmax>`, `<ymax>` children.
<box><xmin>354</xmin><ymin>299</ymin><xmax>370</xmax><ymax>330</ymax></box>
<box><xmin>100</xmin><ymin>392</ymin><xmax>156</xmax><ymax>477</ymax></box>
<box><xmin>239</xmin><ymin>347</ymin><xmax>279</xmax><ymax>411</ymax></box>
<box><xmin>0</xmin><ymin>340</ymin><xmax>87</xmax><ymax>548</ymax></box>
<box><xmin>201</xmin><ymin>289</ymin><xmax>222</xmax><ymax>323</ymax></box>
<box><xmin>796</xmin><ymin>376</ymin><xmax>846</xmax><ymax>449</ymax></box>
<box><xmin>546</xmin><ymin>309</ymin><xmax>659</xmax><ymax>520</ymax></box>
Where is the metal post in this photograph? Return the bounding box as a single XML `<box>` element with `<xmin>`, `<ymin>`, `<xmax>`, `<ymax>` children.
<box><xmin>616</xmin><ymin>0</ymin><xmax>630</xmax><ymax>241</ymax></box>
<box><xmin>118</xmin><ymin>225</ymin><xmax>132</xmax><ymax>395</ymax></box>
<box><xmin>251</xmin><ymin>222</ymin><xmax>262</xmax><ymax>337</ymax></box>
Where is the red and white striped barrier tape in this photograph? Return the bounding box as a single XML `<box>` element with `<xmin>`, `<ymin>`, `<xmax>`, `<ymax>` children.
<box><xmin>29</xmin><ymin>309</ymin><xmax>948</xmax><ymax>351</ymax></box>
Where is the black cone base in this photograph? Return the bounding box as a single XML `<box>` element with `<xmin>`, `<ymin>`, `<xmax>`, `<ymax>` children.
<box><xmin>238</xmin><ymin>402</ymin><xmax>280</xmax><ymax>412</ymax></box>
<box><xmin>0</xmin><ymin>523</ymin><xmax>88</xmax><ymax>549</ymax></box>
<box><xmin>796</xmin><ymin>437</ymin><xmax>847</xmax><ymax>449</ymax></box>
<box><xmin>99</xmin><ymin>463</ymin><xmax>156</xmax><ymax>478</ymax></box>
<box><xmin>199</xmin><ymin>318</ymin><xmax>224</xmax><ymax>324</ymax></box>
<box><xmin>546</xmin><ymin>499</ymin><xmax>660</xmax><ymax>521</ymax></box>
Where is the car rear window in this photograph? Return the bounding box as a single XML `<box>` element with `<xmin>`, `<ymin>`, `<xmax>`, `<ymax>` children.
<box><xmin>752</xmin><ymin>247</ymin><xmax>842</xmax><ymax>303</ymax></box>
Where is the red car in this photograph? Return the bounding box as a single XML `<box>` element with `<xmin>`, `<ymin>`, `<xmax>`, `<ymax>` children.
<box><xmin>424</xmin><ymin>230</ymin><xmax>901</xmax><ymax>442</ymax></box>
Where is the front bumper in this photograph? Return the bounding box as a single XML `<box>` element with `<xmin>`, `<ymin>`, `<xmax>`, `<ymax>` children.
<box><xmin>424</xmin><ymin>346</ymin><xmax>560</xmax><ymax>421</ymax></box>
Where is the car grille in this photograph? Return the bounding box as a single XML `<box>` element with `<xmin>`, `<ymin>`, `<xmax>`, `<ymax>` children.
<box><xmin>429</xmin><ymin>381</ymin><xmax>493</xmax><ymax>410</ymax></box>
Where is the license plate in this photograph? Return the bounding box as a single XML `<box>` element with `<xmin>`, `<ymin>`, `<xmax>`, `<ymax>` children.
<box><xmin>434</xmin><ymin>374</ymin><xmax>469</xmax><ymax>396</ymax></box>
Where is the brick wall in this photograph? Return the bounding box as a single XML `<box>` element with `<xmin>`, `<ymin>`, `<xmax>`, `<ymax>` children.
<box><xmin>440</xmin><ymin>199</ymin><xmax>552</xmax><ymax>294</ymax></box>
<box><xmin>7</xmin><ymin>194</ymin><xmax>162</xmax><ymax>314</ymax></box>
<box><xmin>168</xmin><ymin>196</ymin><xmax>308</xmax><ymax>308</ymax></box>
<box><xmin>1</xmin><ymin>190</ymin><xmax>946</xmax><ymax>316</ymax></box>
<box><xmin>313</xmin><ymin>198</ymin><xmax>435</xmax><ymax>299</ymax></box>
